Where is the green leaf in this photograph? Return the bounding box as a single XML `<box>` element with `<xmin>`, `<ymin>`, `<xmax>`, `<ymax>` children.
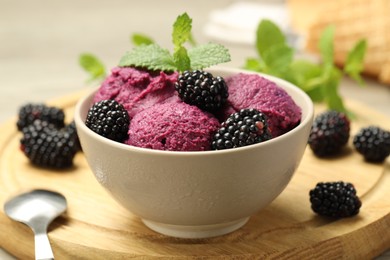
<box><xmin>117</xmin><ymin>13</ymin><xmax>229</xmax><ymax>72</ymax></box>
<box><xmin>188</xmin><ymin>43</ymin><xmax>231</xmax><ymax>70</ymax></box>
<box><xmin>188</xmin><ymin>33</ymin><xmax>197</xmax><ymax>47</ymax></box>
<box><xmin>287</xmin><ymin>60</ymin><xmax>322</xmax><ymax>87</ymax></box>
<box><xmin>306</xmin><ymin>86</ymin><xmax>325</xmax><ymax>102</ymax></box>
<box><xmin>321</xmin><ymin>68</ymin><xmax>349</xmax><ymax>114</ymax></box>
<box><xmin>344</xmin><ymin>39</ymin><xmax>367</xmax><ymax>85</ymax></box>
<box><xmin>243</xmin><ymin>58</ymin><xmax>265</xmax><ymax>72</ymax></box>
<box><xmin>256</xmin><ymin>19</ymin><xmax>286</xmax><ymax>57</ymax></box>
<box><xmin>173</xmin><ymin>46</ymin><xmax>191</xmax><ymax>72</ymax></box>
<box><xmin>172</xmin><ymin>13</ymin><xmax>192</xmax><ymax>49</ymax></box>
<box><xmin>325</xmin><ymin>81</ymin><xmax>348</xmax><ymax>114</ymax></box>
<box><xmin>118</xmin><ymin>44</ymin><xmax>176</xmax><ymax>71</ymax></box>
<box><xmin>319</xmin><ymin>25</ymin><xmax>335</xmax><ymax>66</ymax></box>
<box><xmin>245</xmin><ymin>18</ymin><xmax>368</xmax><ymax>116</ymax></box>
<box><xmin>131</xmin><ymin>33</ymin><xmax>154</xmax><ymax>46</ymax></box>
<box><xmin>262</xmin><ymin>43</ymin><xmax>293</xmax><ymax>73</ymax></box>
<box><xmin>79</xmin><ymin>53</ymin><xmax>106</xmax><ymax>82</ymax></box>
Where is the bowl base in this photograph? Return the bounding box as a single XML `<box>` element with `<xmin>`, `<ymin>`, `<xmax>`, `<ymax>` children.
<box><xmin>142</xmin><ymin>217</ymin><xmax>249</xmax><ymax>239</ymax></box>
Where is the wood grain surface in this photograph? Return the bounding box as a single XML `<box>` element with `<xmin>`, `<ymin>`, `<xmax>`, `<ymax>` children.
<box><xmin>0</xmin><ymin>91</ymin><xmax>389</xmax><ymax>259</ymax></box>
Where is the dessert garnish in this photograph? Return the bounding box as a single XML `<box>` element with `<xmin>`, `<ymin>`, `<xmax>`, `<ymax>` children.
<box><xmin>85</xmin><ymin>99</ymin><xmax>130</xmax><ymax>143</ymax></box>
<box><xmin>308</xmin><ymin>110</ymin><xmax>350</xmax><ymax>157</ymax></box>
<box><xmin>17</xmin><ymin>103</ymin><xmax>65</xmax><ymax>131</ymax></box>
<box><xmin>244</xmin><ymin>19</ymin><xmax>367</xmax><ymax>116</ymax></box>
<box><xmin>175</xmin><ymin>70</ymin><xmax>229</xmax><ymax>112</ymax></box>
<box><xmin>211</xmin><ymin>108</ymin><xmax>271</xmax><ymax>150</ymax></box>
<box><xmin>118</xmin><ymin>13</ymin><xmax>231</xmax><ymax>72</ymax></box>
<box><xmin>309</xmin><ymin>181</ymin><xmax>362</xmax><ymax>218</ymax></box>
<box><xmin>79</xmin><ymin>53</ymin><xmax>106</xmax><ymax>83</ymax></box>
<box><xmin>20</xmin><ymin>119</ymin><xmax>80</xmax><ymax>169</ymax></box>
<box><xmin>353</xmin><ymin>126</ymin><xmax>390</xmax><ymax>162</ymax></box>
<box><xmin>17</xmin><ymin>103</ymin><xmax>80</xmax><ymax>169</ymax></box>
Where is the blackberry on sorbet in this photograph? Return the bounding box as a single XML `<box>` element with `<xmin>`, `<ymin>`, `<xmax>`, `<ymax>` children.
<box><xmin>308</xmin><ymin>110</ymin><xmax>350</xmax><ymax>156</ymax></box>
<box><xmin>211</xmin><ymin>108</ymin><xmax>272</xmax><ymax>150</ymax></box>
<box><xmin>85</xmin><ymin>99</ymin><xmax>130</xmax><ymax>142</ymax></box>
<box><xmin>353</xmin><ymin>126</ymin><xmax>390</xmax><ymax>162</ymax></box>
<box><xmin>175</xmin><ymin>70</ymin><xmax>229</xmax><ymax>112</ymax></box>
<box><xmin>309</xmin><ymin>181</ymin><xmax>362</xmax><ymax>218</ymax></box>
<box><xmin>17</xmin><ymin>103</ymin><xmax>65</xmax><ymax>131</ymax></box>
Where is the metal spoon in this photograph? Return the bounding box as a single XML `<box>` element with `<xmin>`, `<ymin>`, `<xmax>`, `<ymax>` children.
<box><xmin>4</xmin><ymin>189</ymin><xmax>67</xmax><ymax>260</ymax></box>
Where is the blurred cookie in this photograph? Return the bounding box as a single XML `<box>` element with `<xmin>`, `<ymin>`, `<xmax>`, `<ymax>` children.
<box><xmin>304</xmin><ymin>0</ymin><xmax>390</xmax><ymax>85</ymax></box>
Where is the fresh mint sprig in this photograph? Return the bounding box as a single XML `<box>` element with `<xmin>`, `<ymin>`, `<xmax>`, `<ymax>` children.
<box><xmin>131</xmin><ymin>33</ymin><xmax>154</xmax><ymax>46</ymax></box>
<box><xmin>244</xmin><ymin>20</ymin><xmax>367</xmax><ymax>116</ymax></box>
<box><xmin>119</xmin><ymin>12</ymin><xmax>231</xmax><ymax>72</ymax></box>
<box><xmin>79</xmin><ymin>53</ymin><xmax>106</xmax><ymax>83</ymax></box>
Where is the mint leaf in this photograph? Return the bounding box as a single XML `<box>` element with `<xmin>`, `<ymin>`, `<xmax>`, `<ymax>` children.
<box><xmin>321</xmin><ymin>67</ymin><xmax>349</xmax><ymax>113</ymax></box>
<box><xmin>118</xmin><ymin>13</ymin><xmax>230</xmax><ymax>72</ymax></box>
<box><xmin>243</xmin><ymin>58</ymin><xmax>265</xmax><ymax>72</ymax></box>
<box><xmin>287</xmin><ymin>60</ymin><xmax>322</xmax><ymax>87</ymax></box>
<box><xmin>172</xmin><ymin>12</ymin><xmax>192</xmax><ymax>49</ymax></box>
<box><xmin>118</xmin><ymin>44</ymin><xmax>176</xmax><ymax>71</ymax></box>
<box><xmin>188</xmin><ymin>33</ymin><xmax>197</xmax><ymax>47</ymax></box>
<box><xmin>171</xmin><ymin>13</ymin><xmax>194</xmax><ymax>71</ymax></box>
<box><xmin>131</xmin><ymin>33</ymin><xmax>154</xmax><ymax>46</ymax></box>
<box><xmin>245</xmin><ymin>19</ymin><xmax>367</xmax><ymax>116</ymax></box>
<box><xmin>344</xmin><ymin>39</ymin><xmax>367</xmax><ymax>85</ymax></box>
<box><xmin>319</xmin><ymin>25</ymin><xmax>335</xmax><ymax>66</ymax></box>
<box><xmin>256</xmin><ymin>19</ymin><xmax>286</xmax><ymax>57</ymax></box>
<box><xmin>188</xmin><ymin>43</ymin><xmax>231</xmax><ymax>70</ymax></box>
<box><xmin>262</xmin><ymin>43</ymin><xmax>293</xmax><ymax>74</ymax></box>
<box><xmin>325</xmin><ymin>79</ymin><xmax>349</xmax><ymax>115</ymax></box>
<box><xmin>79</xmin><ymin>53</ymin><xmax>106</xmax><ymax>82</ymax></box>
<box><xmin>306</xmin><ymin>85</ymin><xmax>325</xmax><ymax>102</ymax></box>
<box><xmin>173</xmin><ymin>46</ymin><xmax>191</xmax><ymax>72</ymax></box>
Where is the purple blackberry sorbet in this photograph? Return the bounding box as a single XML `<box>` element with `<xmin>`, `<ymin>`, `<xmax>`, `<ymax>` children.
<box><xmin>222</xmin><ymin>73</ymin><xmax>301</xmax><ymax>137</ymax></box>
<box><xmin>127</xmin><ymin>101</ymin><xmax>220</xmax><ymax>151</ymax></box>
<box><xmin>91</xmin><ymin>68</ymin><xmax>302</xmax><ymax>151</ymax></box>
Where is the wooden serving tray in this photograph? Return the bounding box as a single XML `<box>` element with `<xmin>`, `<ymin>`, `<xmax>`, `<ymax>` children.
<box><xmin>0</xmin><ymin>91</ymin><xmax>389</xmax><ymax>259</ymax></box>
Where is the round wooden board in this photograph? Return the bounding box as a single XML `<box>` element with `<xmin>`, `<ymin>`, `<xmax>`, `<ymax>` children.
<box><xmin>0</xmin><ymin>91</ymin><xmax>389</xmax><ymax>259</ymax></box>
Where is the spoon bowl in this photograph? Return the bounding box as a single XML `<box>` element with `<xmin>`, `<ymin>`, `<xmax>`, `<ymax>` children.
<box><xmin>4</xmin><ymin>189</ymin><xmax>67</xmax><ymax>260</ymax></box>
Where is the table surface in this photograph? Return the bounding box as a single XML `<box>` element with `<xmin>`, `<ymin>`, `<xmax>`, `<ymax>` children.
<box><xmin>1</xmin><ymin>0</ymin><xmax>389</xmax><ymax>259</ymax></box>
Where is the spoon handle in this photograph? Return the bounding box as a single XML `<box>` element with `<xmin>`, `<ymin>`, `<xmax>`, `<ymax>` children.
<box><xmin>34</xmin><ymin>232</ymin><xmax>54</xmax><ymax>260</ymax></box>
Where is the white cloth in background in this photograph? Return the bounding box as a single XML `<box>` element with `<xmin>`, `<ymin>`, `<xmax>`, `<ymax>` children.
<box><xmin>203</xmin><ymin>1</ymin><xmax>296</xmax><ymax>46</ymax></box>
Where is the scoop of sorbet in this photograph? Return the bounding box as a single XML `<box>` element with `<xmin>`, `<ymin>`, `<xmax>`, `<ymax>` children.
<box><xmin>127</xmin><ymin>101</ymin><xmax>220</xmax><ymax>151</ymax></box>
<box><xmin>223</xmin><ymin>73</ymin><xmax>301</xmax><ymax>137</ymax></box>
<box><xmin>93</xmin><ymin>67</ymin><xmax>179</xmax><ymax>118</ymax></box>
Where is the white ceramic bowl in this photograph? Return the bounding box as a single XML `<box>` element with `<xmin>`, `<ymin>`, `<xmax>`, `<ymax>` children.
<box><xmin>74</xmin><ymin>68</ymin><xmax>314</xmax><ymax>238</ymax></box>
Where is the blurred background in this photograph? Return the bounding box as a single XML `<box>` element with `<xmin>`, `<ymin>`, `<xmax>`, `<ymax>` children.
<box><xmin>1</xmin><ymin>0</ymin><xmax>389</xmax><ymax>123</ymax></box>
<box><xmin>0</xmin><ymin>0</ymin><xmax>389</xmax><ymax>258</ymax></box>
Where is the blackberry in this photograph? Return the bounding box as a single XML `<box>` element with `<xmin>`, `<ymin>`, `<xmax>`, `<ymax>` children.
<box><xmin>20</xmin><ymin>120</ymin><xmax>80</xmax><ymax>169</ymax></box>
<box><xmin>353</xmin><ymin>126</ymin><xmax>390</xmax><ymax>162</ymax></box>
<box><xmin>175</xmin><ymin>70</ymin><xmax>228</xmax><ymax>112</ymax></box>
<box><xmin>65</xmin><ymin>121</ymin><xmax>82</xmax><ymax>151</ymax></box>
<box><xmin>309</xmin><ymin>181</ymin><xmax>362</xmax><ymax>218</ymax></box>
<box><xmin>85</xmin><ymin>99</ymin><xmax>130</xmax><ymax>142</ymax></box>
<box><xmin>211</xmin><ymin>108</ymin><xmax>272</xmax><ymax>150</ymax></box>
<box><xmin>17</xmin><ymin>103</ymin><xmax>65</xmax><ymax>131</ymax></box>
<box><xmin>308</xmin><ymin>110</ymin><xmax>350</xmax><ymax>156</ymax></box>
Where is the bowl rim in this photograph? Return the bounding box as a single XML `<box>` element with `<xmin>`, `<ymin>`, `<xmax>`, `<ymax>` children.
<box><xmin>74</xmin><ymin>67</ymin><xmax>314</xmax><ymax>157</ymax></box>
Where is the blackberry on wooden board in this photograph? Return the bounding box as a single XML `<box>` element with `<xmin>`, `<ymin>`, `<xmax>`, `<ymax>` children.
<box><xmin>17</xmin><ymin>103</ymin><xmax>65</xmax><ymax>131</ymax></box>
<box><xmin>308</xmin><ymin>110</ymin><xmax>350</xmax><ymax>156</ymax></box>
<box><xmin>309</xmin><ymin>181</ymin><xmax>362</xmax><ymax>218</ymax></box>
<box><xmin>353</xmin><ymin>126</ymin><xmax>390</xmax><ymax>162</ymax></box>
<box><xmin>20</xmin><ymin>120</ymin><xmax>80</xmax><ymax>169</ymax></box>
